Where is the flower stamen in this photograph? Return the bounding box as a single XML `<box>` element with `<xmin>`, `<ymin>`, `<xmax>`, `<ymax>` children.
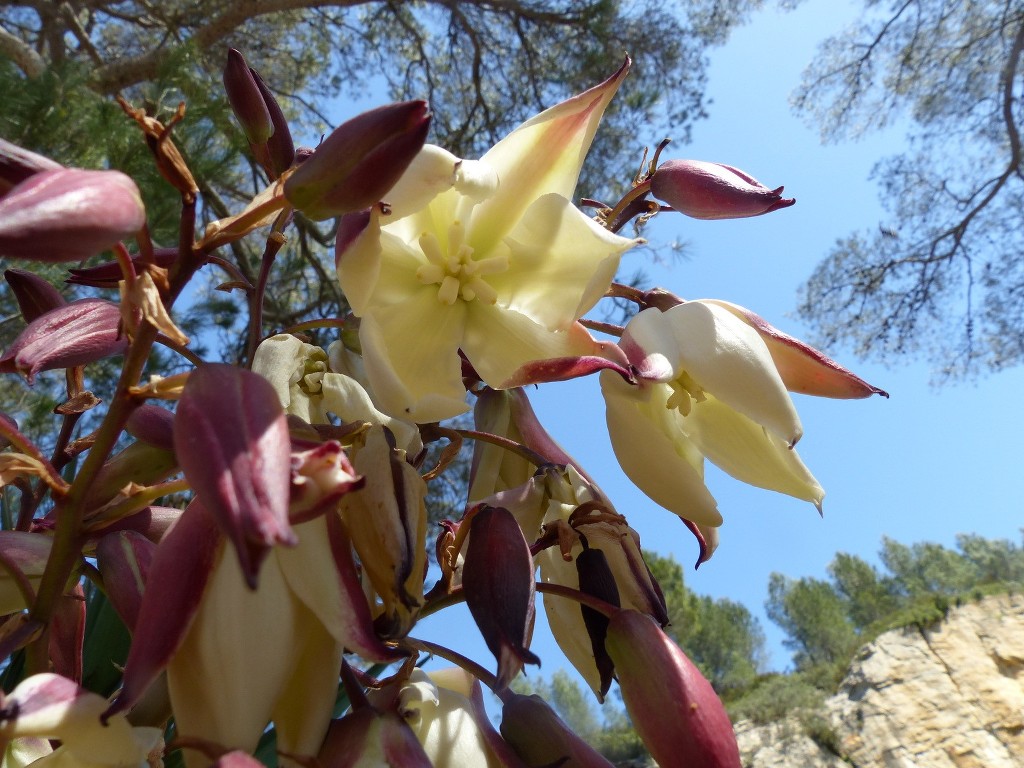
<box><xmin>415</xmin><ymin>221</ymin><xmax>509</xmax><ymax>306</ymax></box>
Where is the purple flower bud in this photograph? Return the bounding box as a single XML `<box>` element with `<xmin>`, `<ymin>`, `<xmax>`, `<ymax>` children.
<box><xmin>500</xmin><ymin>692</ymin><xmax>615</xmax><ymax>767</ymax></box>
<box><xmin>251</xmin><ymin>69</ymin><xmax>295</xmax><ymax>177</ymax></box>
<box><xmin>284</xmin><ymin>101</ymin><xmax>430</xmax><ymax>220</ymax></box>
<box><xmin>462</xmin><ymin>505</ymin><xmax>541</xmax><ymax>687</ymax></box>
<box><xmin>125</xmin><ymin>404</ymin><xmax>176</xmax><ymax>451</ymax></box>
<box><xmin>65</xmin><ymin>247</ymin><xmax>177</xmax><ymax>289</ymax></box>
<box><xmin>0</xmin><ymin>169</ymin><xmax>146</xmax><ymax>262</ymax></box>
<box><xmin>173</xmin><ymin>364</ymin><xmax>295</xmax><ymax>587</ymax></box>
<box><xmin>95</xmin><ymin>531</ymin><xmax>155</xmax><ymax>631</ymax></box>
<box><xmin>605</xmin><ymin>609</ymin><xmax>742</xmax><ymax>767</ymax></box>
<box><xmin>0</xmin><ymin>138</ymin><xmax>62</xmax><ymax>196</ymax></box>
<box><xmin>223</xmin><ymin>49</ymin><xmax>274</xmax><ymax>146</ymax></box>
<box><xmin>649</xmin><ymin>159</ymin><xmax>795</xmax><ymax>220</ymax></box>
<box><xmin>0</xmin><ymin>298</ymin><xmax>127</xmax><ymax>383</ymax></box>
<box><xmin>4</xmin><ymin>268</ymin><xmax>66</xmax><ymax>322</ymax></box>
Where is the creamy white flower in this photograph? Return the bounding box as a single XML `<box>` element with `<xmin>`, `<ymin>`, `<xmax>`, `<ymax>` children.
<box><xmin>337</xmin><ymin>62</ymin><xmax>638</xmax><ymax>423</ymax></box>
<box><xmin>384</xmin><ymin>668</ymin><xmax>499</xmax><ymax>768</ymax></box>
<box><xmin>603</xmin><ymin>302</ymin><xmax>825</xmax><ymax>528</ymax></box>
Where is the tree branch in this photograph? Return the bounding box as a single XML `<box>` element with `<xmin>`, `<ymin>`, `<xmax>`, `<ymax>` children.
<box><xmin>0</xmin><ymin>23</ymin><xmax>46</xmax><ymax>78</ymax></box>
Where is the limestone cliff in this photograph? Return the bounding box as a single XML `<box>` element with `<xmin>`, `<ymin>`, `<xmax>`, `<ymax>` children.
<box><xmin>735</xmin><ymin>592</ymin><xmax>1024</xmax><ymax>767</ymax></box>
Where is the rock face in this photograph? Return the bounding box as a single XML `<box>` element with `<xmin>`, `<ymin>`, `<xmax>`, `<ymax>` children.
<box><xmin>735</xmin><ymin>593</ymin><xmax>1024</xmax><ymax>767</ymax></box>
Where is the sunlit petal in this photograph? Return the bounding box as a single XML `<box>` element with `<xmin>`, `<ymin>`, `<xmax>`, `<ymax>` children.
<box><xmin>359</xmin><ymin>295</ymin><xmax>469</xmax><ymax>422</ymax></box>
<box><xmin>601</xmin><ymin>371</ymin><xmax>722</xmax><ymax>527</ymax></box>
<box><xmin>494</xmin><ymin>193</ymin><xmax>636</xmax><ymax>330</ymax></box>
<box><xmin>463</xmin><ymin>306</ymin><xmax>607</xmax><ymax>389</ymax></box>
<box><xmin>684</xmin><ymin>395</ymin><xmax>825</xmax><ymax>507</ymax></box>
<box><xmin>666</xmin><ymin>302</ymin><xmax>802</xmax><ymax>445</ymax></box>
<box><xmin>468</xmin><ymin>59</ymin><xmax>629</xmax><ymax>254</ymax></box>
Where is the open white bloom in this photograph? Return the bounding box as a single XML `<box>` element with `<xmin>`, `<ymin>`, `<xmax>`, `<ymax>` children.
<box><xmin>0</xmin><ymin>674</ymin><xmax>162</xmax><ymax>768</ymax></box>
<box><xmin>251</xmin><ymin>333</ymin><xmax>422</xmax><ymax>453</ymax></box>
<box><xmin>602</xmin><ymin>302</ymin><xmax>825</xmax><ymax>528</ymax></box>
<box><xmin>337</xmin><ymin>61</ymin><xmax>638</xmax><ymax>423</ymax></box>
<box><xmin>372</xmin><ymin>668</ymin><xmax>499</xmax><ymax>768</ymax></box>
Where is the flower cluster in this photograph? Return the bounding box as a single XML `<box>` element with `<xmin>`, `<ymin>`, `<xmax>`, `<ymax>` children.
<box><xmin>0</xmin><ymin>49</ymin><xmax>884</xmax><ymax>768</ymax></box>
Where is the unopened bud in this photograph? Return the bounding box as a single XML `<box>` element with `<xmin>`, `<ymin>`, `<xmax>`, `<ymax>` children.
<box><xmin>284</xmin><ymin>101</ymin><xmax>430</xmax><ymax>220</ymax></box>
<box><xmin>125</xmin><ymin>404</ymin><xmax>176</xmax><ymax>451</ymax></box>
<box><xmin>0</xmin><ymin>169</ymin><xmax>145</xmax><ymax>261</ymax></box>
<box><xmin>0</xmin><ymin>299</ymin><xmax>127</xmax><ymax>383</ymax></box>
<box><xmin>251</xmin><ymin>69</ymin><xmax>295</xmax><ymax>177</ymax></box>
<box><xmin>605</xmin><ymin>609</ymin><xmax>742</xmax><ymax>768</ymax></box>
<box><xmin>650</xmin><ymin>159</ymin><xmax>794</xmax><ymax>220</ymax></box>
<box><xmin>223</xmin><ymin>49</ymin><xmax>274</xmax><ymax>146</ymax></box>
<box><xmin>0</xmin><ymin>138</ymin><xmax>62</xmax><ymax>196</ymax></box>
<box><xmin>95</xmin><ymin>531</ymin><xmax>155</xmax><ymax>631</ymax></box>
<box><xmin>500</xmin><ymin>692</ymin><xmax>614</xmax><ymax>767</ymax></box>
<box><xmin>463</xmin><ymin>506</ymin><xmax>540</xmax><ymax>687</ymax></box>
<box><xmin>4</xmin><ymin>269</ymin><xmax>66</xmax><ymax>322</ymax></box>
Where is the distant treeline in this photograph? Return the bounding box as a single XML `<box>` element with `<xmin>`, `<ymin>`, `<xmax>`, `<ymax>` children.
<box><xmin>523</xmin><ymin>532</ymin><xmax>1024</xmax><ymax>762</ymax></box>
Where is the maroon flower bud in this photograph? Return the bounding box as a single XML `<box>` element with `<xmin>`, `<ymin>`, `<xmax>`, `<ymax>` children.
<box><xmin>251</xmin><ymin>69</ymin><xmax>295</xmax><ymax>177</ymax></box>
<box><xmin>125</xmin><ymin>404</ymin><xmax>176</xmax><ymax>451</ymax></box>
<box><xmin>95</xmin><ymin>530</ymin><xmax>155</xmax><ymax>631</ymax></box>
<box><xmin>4</xmin><ymin>268</ymin><xmax>66</xmax><ymax>322</ymax></box>
<box><xmin>223</xmin><ymin>49</ymin><xmax>274</xmax><ymax>146</ymax></box>
<box><xmin>500</xmin><ymin>692</ymin><xmax>615</xmax><ymax>767</ymax></box>
<box><xmin>605</xmin><ymin>609</ymin><xmax>742</xmax><ymax>768</ymax></box>
<box><xmin>0</xmin><ymin>298</ymin><xmax>127</xmax><ymax>383</ymax></box>
<box><xmin>49</xmin><ymin>583</ymin><xmax>86</xmax><ymax>684</ymax></box>
<box><xmin>0</xmin><ymin>138</ymin><xmax>62</xmax><ymax>196</ymax></box>
<box><xmin>284</xmin><ymin>101</ymin><xmax>430</xmax><ymax>220</ymax></box>
<box><xmin>66</xmin><ymin>248</ymin><xmax>178</xmax><ymax>289</ymax></box>
<box><xmin>173</xmin><ymin>364</ymin><xmax>295</xmax><ymax>587</ymax></box>
<box><xmin>649</xmin><ymin>159</ymin><xmax>795</xmax><ymax>220</ymax></box>
<box><xmin>462</xmin><ymin>505</ymin><xmax>541</xmax><ymax>687</ymax></box>
<box><xmin>575</xmin><ymin>546</ymin><xmax>620</xmax><ymax>697</ymax></box>
<box><xmin>0</xmin><ymin>169</ymin><xmax>145</xmax><ymax>262</ymax></box>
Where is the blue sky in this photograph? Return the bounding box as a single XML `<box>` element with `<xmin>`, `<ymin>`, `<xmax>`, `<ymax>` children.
<box><xmin>422</xmin><ymin>0</ymin><xmax>1024</xmax><ymax>677</ymax></box>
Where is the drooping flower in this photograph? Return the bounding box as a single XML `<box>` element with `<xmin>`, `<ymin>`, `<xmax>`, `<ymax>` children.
<box><xmin>107</xmin><ymin>499</ymin><xmax>396</xmax><ymax>766</ymax></box>
<box><xmin>336</xmin><ymin>60</ymin><xmax>638</xmax><ymax>423</ymax></box>
<box><xmin>250</xmin><ymin>333</ymin><xmax>421</xmax><ymax>453</ymax></box>
<box><xmin>0</xmin><ymin>673</ymin><xmax>164</xmax><ymax>768</ymax></box>
<box><xmin>367</xmin><ymin>668</ymin><xmax>501</xmax><ymax>768</ymax></box>
<box><xmin>601</xmin><ymin>300</ymin><xmax>886</xmax><ymax>530</ymax></box>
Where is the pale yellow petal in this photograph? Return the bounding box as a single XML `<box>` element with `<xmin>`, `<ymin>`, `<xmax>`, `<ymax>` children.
<box><xmin>358</xmin><ymin>294</ymin><xmax>469</xmax><ymax>422</ymax></box>
<box><xmin>467</xmin><ymin>60</ymin><xmax>629</xmax><ymax>254</ymax></box>
<box><xmin>493</xmin><ymin>193</ymin><xmax>636</xmax><ymax>330</ymax></box>
<box><xmin>601</xmin><ymin>371</ymin><xmax>722</xmax><ymax>527</ymax></box>
<box><xmin>683</xmin><ymin>395</ymin><xmax>825</xmax><ymax>507</ymax></box>
<box><xmin>666</xmin><ymin>301</ymin><xmax>802</xmax><ymax>445</ymax></box>
<box><xmin>462</xmin><ymin>305</ymin><xmax>606</xmax><ymax>389</ymax></box>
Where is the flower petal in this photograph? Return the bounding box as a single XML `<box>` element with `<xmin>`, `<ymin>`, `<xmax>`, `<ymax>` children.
<box><xmin>359</xmin><ymin>294</ymin><xmax>469</xmax><ymax>422</ymax></box>
<box><xmin>600</xmin><ymin>371</ymin><xmax>722</xmax><ymax>527</ymax></box>
<box><xmin>682</xmin><ymin>395</ymin><xmax>824</xmax><ymax>508</ymax></box>
<box><xmin>463</xmin><ymin>307</ymin><xmax>608</xmax><ymax>391</ymax></box>
<box><xmin>664</xmin><ymin>302</ymin><xmax>802</xmax><ymax>446</ymax></box>
<box><xmin>467</xmin><ymin>59</ymin><xmax>630</xmax><ymax>254</ymax></box>
<box><xmin>494</xmin><ymin>193</ymin><xmax>636</xmax><ymax>330</ymax></box>
<box><xmin>699</xmin><ymin>299</ymin><xmax>889</xmax><ymax>399</ymax></box>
